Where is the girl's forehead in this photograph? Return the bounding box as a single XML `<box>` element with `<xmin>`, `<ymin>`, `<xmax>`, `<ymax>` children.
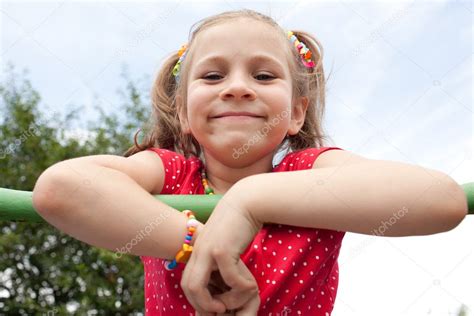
<box><xmin>191</xmin><ymin>19</ymin><xmax>288</xmax><ymax>66</ymax></box>
<box><xmin>199</xmin><ymin>18</ymin><xmax>278</xmax><ymax>38</ymax></box>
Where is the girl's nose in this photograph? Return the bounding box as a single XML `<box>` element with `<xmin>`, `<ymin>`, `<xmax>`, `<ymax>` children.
<box><xmin>219</xmin><ymin>73</ymin><xmax>256</xmax><ymax>101</ymax></box>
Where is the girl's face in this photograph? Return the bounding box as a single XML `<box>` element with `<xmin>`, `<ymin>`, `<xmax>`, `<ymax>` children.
<box><xmin>179</xmin><ymin>18</ymin><xmax>307</xmax><ymax>167</ymax></box>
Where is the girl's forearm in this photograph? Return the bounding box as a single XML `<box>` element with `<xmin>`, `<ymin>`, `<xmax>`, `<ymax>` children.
<box><xmin>234</xmin><ymin>161</ymin><xmax>467</xmax><ymax>236</ymax></box>
<box><xmin>32</xmin><ymin>162</ymin><xmax>201</xmax><ymax>259</ymax></box>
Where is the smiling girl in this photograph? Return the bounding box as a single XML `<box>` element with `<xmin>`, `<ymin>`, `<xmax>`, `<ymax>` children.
<box><xmin>32</xmin><ymin>9</ymin><xmax>467</xmax><ymax>316</ymax></box>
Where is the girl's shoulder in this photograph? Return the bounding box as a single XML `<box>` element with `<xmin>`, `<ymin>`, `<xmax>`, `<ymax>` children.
<box><xmin>273</xmin><ymin>146</ymin><xmax>344</xmax><ymax>172</ymax></box>
<box><xmin>146</xmin><ymin>148</ymin><xmax>202</xmax><ymax>194</ymax></box>
<box><xmin>146</xmin><ymin>148</ymin><xmax>201</xmax><ymax>164</ymax></box>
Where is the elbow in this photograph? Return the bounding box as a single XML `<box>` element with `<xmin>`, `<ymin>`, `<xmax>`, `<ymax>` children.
<box><xmin>32</xmin><ymin>183</ymin><xmax>54</xmax><ymax>218</ymax></box>
<box><xmin>32</xmin><ymin>166</ymin><xmax>68</xmax><ymax>218</ymax></box>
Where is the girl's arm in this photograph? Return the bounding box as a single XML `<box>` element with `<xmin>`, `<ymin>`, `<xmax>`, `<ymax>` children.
<box><xmin>231</xmin><ymin>158</ymin><xmax>467</xmax><ymax>236</ymax></box>
<box><xmin>32</xmin><ymin>151</ymin><xmax>203</xmax><ymax>259</ymax></box>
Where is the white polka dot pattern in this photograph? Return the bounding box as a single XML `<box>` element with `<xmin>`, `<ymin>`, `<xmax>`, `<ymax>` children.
<box><xmin>140</xmin><ymin>147</ymin><xmax>345</xmax><ymax>315</ymax></box>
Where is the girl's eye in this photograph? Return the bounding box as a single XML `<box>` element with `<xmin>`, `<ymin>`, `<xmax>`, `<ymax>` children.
<box><xmin>203</xmin><ymin>73</ymin><xmax>275</xmax><ymax>81</ymax></box>
<box><xmin>255</xmin><ymin>73</ymin><xmax>275</xmax><ymax>81</ymax></box>
<box><xmin>203</xmin><ymin>73</ymin><xmax>222</xmax><ymax>80</ymax></box>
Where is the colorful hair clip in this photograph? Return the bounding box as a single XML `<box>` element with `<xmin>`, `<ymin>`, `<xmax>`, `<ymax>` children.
<box><xmin>287</xmin><ymin>31</ymin><xmax>315</xmax><ymax>68</ymax></box>
<box><xmin>172</xmin><ymin>44</ymin><xmax>188</xmax><ymax>81</ymax></box>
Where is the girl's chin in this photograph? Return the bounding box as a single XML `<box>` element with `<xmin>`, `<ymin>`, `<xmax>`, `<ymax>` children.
<box><xmin>204</xmin><ymin>138</ymin><xmax>280</xmax><ymax>158</ymax></box>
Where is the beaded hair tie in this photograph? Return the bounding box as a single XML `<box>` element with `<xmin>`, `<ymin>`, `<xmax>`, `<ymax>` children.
<box><xmin>172</xmin><ymin>44</ymin><xmax>188</xmax><ymax>82</ymax></box>
<box><xmin>287</xmin><ymin>31</ymin><xmax>315</xmax><ymax>68</ymax></box>
<box><xmin>172</xmin><ymin>30</ymin><xmax>316</xmax><ymax>80</ymax></box>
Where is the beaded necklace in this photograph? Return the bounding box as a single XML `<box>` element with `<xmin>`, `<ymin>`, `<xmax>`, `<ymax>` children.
<box><xmin>200</xmin><ymin>165</ymin><xmax>214</xmax><ymax>195</ymax></box>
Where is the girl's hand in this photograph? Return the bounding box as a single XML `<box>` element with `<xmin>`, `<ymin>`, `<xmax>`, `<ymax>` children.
<box><xmin>180</xmin><ymin>192</ymin><xmax>263</xmax><ymax>315</ymax></box>
<box><xmin>202</xmin><ymin>270</ymin><xmax>245</xmax><ymax>315</ymax></box>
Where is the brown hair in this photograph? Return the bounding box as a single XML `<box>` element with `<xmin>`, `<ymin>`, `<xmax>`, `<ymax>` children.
<box><xmin>124</xmin><ymin>9</ymin><xmax>332</xmax><ymax>158</ymax></box>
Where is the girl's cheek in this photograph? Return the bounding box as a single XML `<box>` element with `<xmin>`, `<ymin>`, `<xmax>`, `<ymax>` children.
<box><xmin>189</xmin><ymin>89</ymin><xmax>220</xmax><ymax>111</ymax></box>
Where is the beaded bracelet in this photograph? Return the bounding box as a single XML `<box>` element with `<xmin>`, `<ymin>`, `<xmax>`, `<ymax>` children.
<box><xmin>164</xmin><ymin>210</ymin><xmax>199</xmax><ymax>270</ymax></box>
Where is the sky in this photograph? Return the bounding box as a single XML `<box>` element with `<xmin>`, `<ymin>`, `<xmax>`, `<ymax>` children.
<box><xmin>1</xmin><ymin>0</ymin><xmax>473</xmax><ymax>315</ymax></box>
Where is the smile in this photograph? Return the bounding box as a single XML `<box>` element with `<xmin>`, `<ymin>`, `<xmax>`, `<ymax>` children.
<box><xmin>211</xmin><ymin>116</ymin><xmax>264</xmax><ymax>121</ymax></box>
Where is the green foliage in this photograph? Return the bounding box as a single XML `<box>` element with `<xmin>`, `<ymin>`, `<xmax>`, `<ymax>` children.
<box><xmin>0</xmin><ymin>64</ymin><xmax>150</xmax><ymax>315</ymax></box>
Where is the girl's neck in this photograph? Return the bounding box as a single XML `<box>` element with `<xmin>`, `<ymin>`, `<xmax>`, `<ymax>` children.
<box><xmin>201</xmin><ymin>150</ymin><xmax>275</xmax><ymax>195</ymax></box>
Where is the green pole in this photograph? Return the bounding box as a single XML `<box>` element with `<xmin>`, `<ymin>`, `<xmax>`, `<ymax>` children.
<box><xmin>0</xmin><ymin>188</ymin><xmax>222</xmax><ymax>223</ymax></box>
<box><xmin>463</xmin><ymin>182</ymin><xmax>474</xmax><ymax>214</ymax></box>
<box><xmin>0</xmin><ymin>184</ymin><xmax>473</xmax><ymax>223</ymax></box>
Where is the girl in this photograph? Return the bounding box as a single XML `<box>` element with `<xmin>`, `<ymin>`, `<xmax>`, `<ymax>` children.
<box><xmin>32</xmin><ymin>9</ymin><xmax>468</xmax><ymax>316</ymax></box>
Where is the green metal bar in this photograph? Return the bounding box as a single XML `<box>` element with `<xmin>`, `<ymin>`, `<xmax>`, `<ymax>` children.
<box><xmin>464</xmin><ymin>182</ymin><xmax>474</xmax><ymax>214</ymax></box>
<box><xmin>1</xmin><ymin>184</ymin><xmax>473</xmax><ymax>223</ymax></box>
<box><xmin>0</xmin><ymin>188</ymin><xmax>222</xmax><ymax>223</ymax></box>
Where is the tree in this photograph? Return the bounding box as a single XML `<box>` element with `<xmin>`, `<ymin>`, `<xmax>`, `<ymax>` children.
<box><xmin>0</xmin><ymin>64</ymin><xmax>150</xmax><ymax>315</ymax></box>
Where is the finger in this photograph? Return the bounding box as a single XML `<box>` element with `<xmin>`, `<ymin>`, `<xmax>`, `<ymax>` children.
<box><xmin>215</xmin><ymin>254</ymin><xmax>257</xmax><ymax>291</ymax></box>
<box><xmin>214</xmin><ymin>286</ymin><xmax>258</xmax><ymax>311</ymax></box>
<box><xmin>235</xmin><ymin>292</ymin><xmax>261</xmax><ymax>315</ymax></box>
<box><xmin>213</xmin><ymin>257</ymin><xmax>258</xmax><ymax>310</ymax></box>
<box><xmin>213</xmin><ymin>289</ymin><xmax>244</xmax><ymax>311</ymax></box>
<box><xmin>181</xmin><ymin>255</ymin><xmax>226</xmax><ymax>314</ymax></box>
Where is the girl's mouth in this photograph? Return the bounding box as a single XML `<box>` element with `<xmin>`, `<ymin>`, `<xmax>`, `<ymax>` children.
<box><xmin>211</xmin><ymin>111</ymin><xmax>264</xmax><ymax>118</ymax></box>
<box><xmin>211</xmin><ymin>115</ymin><xmax>263</xmax><ymax>122</ymax></box>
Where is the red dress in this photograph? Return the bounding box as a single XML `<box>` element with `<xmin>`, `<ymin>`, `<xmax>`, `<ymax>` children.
<box><xmin>141</xmin><ymin>147</ymin><xmax>345</xmax><ymax>316</ymax></box>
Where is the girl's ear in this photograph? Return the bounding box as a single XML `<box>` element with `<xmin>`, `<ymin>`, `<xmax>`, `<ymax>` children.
<box><xmin>288</xmin><ymin>96</ymin><xmax>308</xmax><ymax>136</ymax></box>
<box><xmin>176</xmin><ymin>95</ymin><xmax>191</xmax><ymax>134</ymax></box>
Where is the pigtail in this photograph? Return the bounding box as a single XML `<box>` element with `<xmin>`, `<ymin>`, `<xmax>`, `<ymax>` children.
<box><xmin>285</xmin><ymin>30</ymin><xmax>332</xmax><ymax>151</ymax></box>
<box><xmin>123</xmin><ymin>51</ymin><xmax>201</xmax><ymax>158</ymax></box>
